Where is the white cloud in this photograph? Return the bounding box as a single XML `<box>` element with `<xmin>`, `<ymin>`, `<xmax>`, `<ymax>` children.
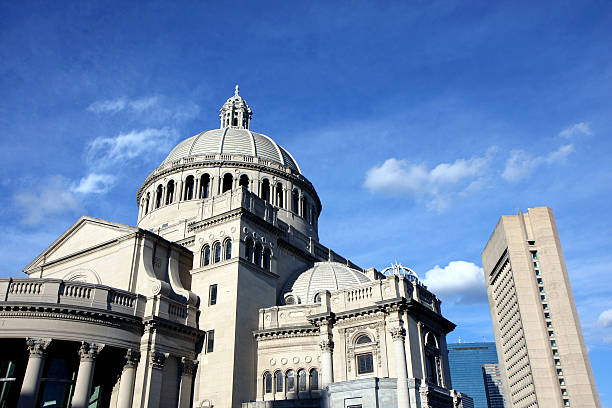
<box><xmin>422</xmin><ymin>261</ymin><xmax>488</xmax><ymax>305</ymax></box>
<box><xmin>545</xmin><ymin>144</ymin><xmax>573</xmax><ymax>164</ymax></box>
<box><xmin>87</xmin><ymin>96</ymin><xmax>159</xmax><ymax>114</ymax></box>
<box><xmin>559</xmin><ymin>122</ymin><xmax>592</xmax><ymax>139</ymax></box>
<box><xmin>71</xmin><ymin>173</ymin><xmax>117</xmax><ymax>194</ymax></box>
<box><xmin>363</xmin><ymin>154</ymin><xmax>489</xmax><ymax>209</ymax></box>
<box><xmin>13</xmin><ymin>176</ymin><xmax>81</xmax><ymax>225</ymax></box>
<box><xmin>598</xmin><ymin>309</ymin><xmax>612</xmax><ymax>328</ymax></box>
<box><xmin>86</xmin><ymin>127</ymin><xmax>178</xmax><ymax>169</ymax></box>
<box><xmin>502</xmin><ymin>144</ymin><xmax>574</xmax><ymax>182</ymax></box>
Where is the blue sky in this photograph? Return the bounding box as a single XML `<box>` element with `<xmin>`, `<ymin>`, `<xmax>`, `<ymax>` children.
<box><xmin>1</xmin><ymin>0</ymin><xmax>611</xmax><ymax>403</ymax></box>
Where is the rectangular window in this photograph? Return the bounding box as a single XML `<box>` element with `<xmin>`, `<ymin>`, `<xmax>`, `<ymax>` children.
<box><xmin>559</xmin><ymin>378</ymin><xmax>566</xmax><ymax>386</ymax></box>
<box><xmin>534</xmin><ymin>261</ymin><xmax>539</xmax><ymax>267</ymax></box>
<box><xmin>551</xmin><ymin>340</ymin><xmax>557</xmax><ymax>347</ymax></box>
<box><xmin>563</xmin><ymin>399</ymin><xmax>570</xmax><ymax>407</ymax></box>
<box><xmin>553</xmin><ymin>349</ymin><xmax>559</xmax><ymax>356</ymax></box>
<box><xmin>541</xmin><ymin>295</ymin><xmax>546</xmax><ymax>301</ymax></box>
<box><xmin>562</xmin><ymin>389</ymin><xmax>568</xmax><ymax>396</ymax></box>
<box><xmin>549</xmin><ymin>330</ymin><xmax>554</xmax><ymax>337</ymax></box>
<box><xmin>547</xmin><ymin>322</ymin><xmax>553</xmax><ymax>328</ymax></box>
<box><xmin>537</xmin><ymin>277</ymin><xmax>543</xmax><ymax>284</ymax></box>
<box><xmin>539</xmin><ymin>287</ymin><xmax>545</xmax><ymax>292</ymax></box>
<box><xmin>555</xmin><ymin>359</ymin><xmax>561</xmax><ymax>366</ymax></box>
<box><xmin>557</xmin><ymin>369</ymin><xmax>563</xmax><ymax>375</ymax></box>
<box><xmin>356</xmin><ymin>353</ymin><xmax>374</xmax><ymax>374</ymax></box>
<box><xmin>544</xmin><ymin>312</ymin><xmax>551</xmax><ymax>319</ymax></box>
<box><xmin>206</xmin><ymin>330</ymin><xmax>215</xmax><ymax>353</ymax></box>
<box><xmin>535</xmin><ymin>269</ymin><xmax>541</xmax><ymax>276</ymax></box>
<box><xmin>209</xmin><ymin>284</ymin><xmax>218</xmax><ymax>306</ymax></box>
<box><xmin>531</xmin><ymin>252</ymin><xmax>538</xmax><ymax>260</ymax></box>
<box><xmin>542</xmin><ymin>303</ymin><xmax>549</xmax><ymax>310</ymax></box>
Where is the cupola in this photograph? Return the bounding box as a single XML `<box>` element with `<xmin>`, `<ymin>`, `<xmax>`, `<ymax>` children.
<box><xmin>219</xmin><ymin>85</ymin><xmax>252</xmax><ymax>129</ymax></box>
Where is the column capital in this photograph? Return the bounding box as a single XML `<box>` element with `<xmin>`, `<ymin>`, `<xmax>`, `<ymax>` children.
<box><xmin>124</xmin><ymin>349</ymin><xmax>141</xmax><ymax>368</ymax></box>
<box><xmin>25</xmin><ymin>337</ymin><xmax>52</xmax><ymax>358</ymax></box>
<box><xmin>79</xmin><ymin>342</ymin><xmax>104</xmax><ymax>362</ymax></box>
<box><xmin>149</xmin><ymin>350</ymin><xmax>168</xmax><ymax>370</ymax></box>
<box><xmin>318</xmin><ymin>339</ymin><xmax>334</xmax><ymax>352</ymax></box>
<box><xmin>181</xmin><ymin>357</ymin><xmax>198</xmax><ymax>376</ymax></box>
<box><xmin>389</xmin><ymin>327</ymin><xmax>406</xmax><ymax>341</ymax></box>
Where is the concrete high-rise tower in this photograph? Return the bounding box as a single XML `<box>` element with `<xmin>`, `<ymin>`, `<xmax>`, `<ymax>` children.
<box><xmin>481</xmin><ymin>207</ymin><xmax>600</xmax><ymax>408</ymax></box>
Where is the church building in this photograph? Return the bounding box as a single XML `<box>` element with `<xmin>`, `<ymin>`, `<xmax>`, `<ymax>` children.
<box><xmin>0</xmin><ymin>87</ymin><xmax>472</xmax><ymax>408</ymax></box>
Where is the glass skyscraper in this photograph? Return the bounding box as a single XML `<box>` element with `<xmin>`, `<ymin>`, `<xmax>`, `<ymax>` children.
<box><xmin>448</xmin><ymin>342</ymin><xmax>505</xmax><ymax>408</ymax></box>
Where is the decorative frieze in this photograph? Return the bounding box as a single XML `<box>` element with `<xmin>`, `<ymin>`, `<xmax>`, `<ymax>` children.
<box><xmin>25</xmin><ymin>337</ymin><xmax>52</xmax><ymax>357</ymax></box>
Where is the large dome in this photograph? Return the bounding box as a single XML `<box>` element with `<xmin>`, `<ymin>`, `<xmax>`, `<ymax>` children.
<box><xmin>283</xmin><ymin>262</ymin><xmax>371</xmax><ymax>305</ymax></box>
<box><xmin>162</xmin><ymin>127</ymin><xmax>301</xmax><ymax>173</ymax></box>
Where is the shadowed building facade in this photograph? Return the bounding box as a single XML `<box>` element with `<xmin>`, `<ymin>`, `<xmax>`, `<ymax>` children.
<box><xmin>482</xmin><ymin>207</ymin><xmax>601</xmax><ymax>408</ymax></box>
<box><xmin>0</xmin><ymin>88</ymin><xmax>471</xmax><ymax>408</ymax></box>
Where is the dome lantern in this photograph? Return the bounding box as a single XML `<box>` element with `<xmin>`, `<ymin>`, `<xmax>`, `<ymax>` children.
<box><xmin>219</xmin><ymin>85</ymin><xmax>252</xmax><ymax>129</ymax></box>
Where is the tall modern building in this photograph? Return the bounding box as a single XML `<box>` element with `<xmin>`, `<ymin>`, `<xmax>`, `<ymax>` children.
<box><xmin>481</xmin><ymin>207</ymin><xmax>600</xmax><ymax>408</ymax></box>
<box><xmin>447</xmin><ymin>342</ymin><xmax>503</xmax><ymax>408</ymax></box>
<box><xmin>482</xmin><ymin>364</ymin><xmax>505</xmax><ymax>408</ymax></box>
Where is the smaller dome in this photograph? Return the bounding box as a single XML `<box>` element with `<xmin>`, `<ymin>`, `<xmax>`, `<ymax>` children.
<box><xmin>282</xmin><ymin>262</ymin><xmax>371</xmax><ymax>305</ymax></box>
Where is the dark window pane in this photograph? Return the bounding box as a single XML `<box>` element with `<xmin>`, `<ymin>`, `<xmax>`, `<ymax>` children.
<box><xmin>357</xmin><ymin>353</ymin><xmax>373</xmax><ymax>374</ymax></box>
<box><xmin>209</xmin><ymin>284</ymin><xmax>217</xmax><ymax>306</ymax></box>
<box><xmin>206</xmin><ymin>330</ymin><xmax>214</xmax><ymax>353</ymax></box>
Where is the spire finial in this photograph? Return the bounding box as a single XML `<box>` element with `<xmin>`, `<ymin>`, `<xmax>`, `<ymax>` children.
<box><xmin>235</xmin><ymin>84</ymin><xmax>239</xmax><ymax>96</ymax></box>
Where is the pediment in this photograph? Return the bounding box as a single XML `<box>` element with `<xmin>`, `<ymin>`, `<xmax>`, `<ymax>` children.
<box><xmin>24</xmin><ymin>216</ymin><xmax>138</xmax><ymax>274</ymax></box>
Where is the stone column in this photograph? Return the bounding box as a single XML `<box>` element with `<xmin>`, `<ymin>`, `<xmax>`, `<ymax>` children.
<box><xmin>17</xmin><ymin>338</ymin><xmax>52</xmax><ymax>408</ymax></box>
<box><xmin>116</xmin><ymin>349</ymin><xmax>140</xmax><ymax>408</ymax></box>
<box><xmin>71</xmin><ymin>342</ymin><xmax>104</xmax><ymax>408</ymax></box>
<box><xmin>390</xmin><ymin>327</ymin><xmax>411</xmax><ymax>408</ymax></box>
<box><xmin>319</xmin><ymin>340</ymin><xmax>334</xmax><ymax>388</ymax></box>
<box><xmin>178</xmin><ymin>357</ymin><xmax>198</xmax><ymax>408</ymax></box>
<box><xmin>142</xmin><ymin>350</ymin><xmax>168</xmax><ymax>408</ymax></box>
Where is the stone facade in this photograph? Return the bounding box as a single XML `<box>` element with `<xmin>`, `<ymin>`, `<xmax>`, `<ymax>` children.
<box><xmin>481</xmin><ymin>207</ymin><xmax>601</xmax><ymax>408</ymax></box>
<box><xmin>0</xmin><ymin>88</ymin><xmax>471</xmax><ymax>408</ymax></box>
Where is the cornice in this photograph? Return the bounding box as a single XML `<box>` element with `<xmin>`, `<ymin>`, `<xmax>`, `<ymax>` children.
<box><xmin>253</xmin><ymin>325</ymin><xmax>318</xmax><ymax>340</ymax></box>
<box><xmin>143</xmin><ymin>316</ymin><xmax>204</xmax><ymax>340</ymax></box>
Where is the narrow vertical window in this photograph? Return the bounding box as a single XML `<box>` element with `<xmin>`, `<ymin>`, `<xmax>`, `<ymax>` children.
<box><xmin>275</xmin><ymin>371</ymin><xmax>283</xmax><ymax>393</ymax></box>
<box><xmin>292</xmin><ymin>189</ymin><xmax>299</xmax><ymax>213</ymax></box>
<box><xmin>261</xmin><ymin>178</ymin><xmax>270</xmax><ymax>202</ymax></box>
<box><xmin>245</xmin><ymin>238</ymin><xmax>254</xmax><ymax>262</ymax></box>
<box><xmin>184</xmin><ymin>175</ymin><xmax>194</xmax><ymax>200</ymax></box>
<box><xmin>206</xmin><ymin>330</ymin><xmax>214</xmax><ymax>353</ymax></box>
<box><xmin>298</xmin><ymin>369</ymin><xmax>307</xmax><ymax>391</ymax></box>
<box><xmin>201</xmin><ymin>245</ymin><xmax>211</xmax><ymax>266</ymax></box>
<box><xmin>224</xmin><ymin>240</ymin><xmax>232</xmax><ymax>260</ymax></box>
<box><xmin>254</xmin><ymin>242</ymin><xmax>263</xmax><ymax>266</ymax></box>
<box><xmin>275</xmin><ymin>183</ymin><xmax>283</xmax><ymax>208</ymax></box>
<box><xmin>222</xmin><ymin>173</ymin><xmax>233</xmax><ymax>193</ymax></box>
<box><xmin>209</xmin><ymin>284</ymin><xmax>217</xmax><ymax>306</ymax></box>
<box><xmin>155</xmin><ymin>185</ymin><xmax>163</xmax><ymax>208</ymax></box>
<box><xmin>200</xmin><ymin>174</ymin><xmax>210</xmax><ymax>198</ymax></box>
<box><xmin>309</xmin><ymin>369</ymin><xmax>318</xmax><ymax>390</ymax></box>
<box><xmin>286</xmin><ymin>370</ymin><xmax>295</xmax><ymax>392</ymax></box>
<box><xmin>262</xmin><ymin>248</ymin><xmax>271</xmax><ymax>271</ymax></box>
<box><xmin>166</xmin><ymin>180</ymin><xmax>175</xmax><ymax>204</ymax></box>
<box><xmin>264</xmin><ymin>372</ymin><xmax>272</xmax><ymax>394</ymax></box>
<box><xmin>213</xmin><ymin>242</ymin><xmax>221</xmax><ymax>263</ymax></box>
<box><xmin>145</xmin><ymin>193</ymin><xmax>150</xmax><ymax>215</ymax></box>
<box><xmin>239</xmin><ymin>174</ymin><xmax>249</xmax><ymax>189</ymax></box>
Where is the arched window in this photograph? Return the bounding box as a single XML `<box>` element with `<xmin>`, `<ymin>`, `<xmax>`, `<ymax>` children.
<box><xmin>298</xmin><ymin>369</ymin><xmax>307</xmax><ymax>391</ymax></box>
<box><xmin>424</xmin><ymin>332</ymin><xmax>441</xmax><ymax>385</ymax></box>
<box><xmin>275</xmin><ymin>183</ymin><xmax>283</xmax><ymax>208</ymax></box>
<box><xmin>314</xmin><ymin>292</ymin><xmax>322</xmax><ymax>303</ymax></box>
<box><xmin>301</xmin><ymin>196</ymin><xmax>308</xmax><ymax>220</ymax></box>
<box><xmin>262</xmin><ymin>248</ymin><xmax>271</xmax><ymax>271</ymax></box>
<box><xmin>144</xmin><ymin>193</ymin><xmax>150</xmax><ymax>215</ymax></box>
<box><xmin>239</xmin><ymin>174</ymin><xmax>249</xmax><ymax>189</ymax></box>
<box><xmin>201</xmin><ymin>245</ymin><xmax>211</xmax><ymax>266</ymax></box>
<box><xmin>166</xmin><ymin>180</ymin><xmax>175</xmax><ymax>205</ymax></box>
<box><xmin>286</xmin><ymin>370</ymin><xmax>295</xmax><ymax>392</ymax></box>
<box><xmin>275</xmin><ymin>370</ymin><xmax>283</xmax><ymax>393</ymax></box>
<box><xmin>184</xmin><ymin>175</ymin><xmax>194</xmax><ymax>200</ymax></box>
<box><xmin>261</xmin><ymin>179</ymin><xmax>270</xmax><ymax>202</ymax></box>
<box><xmin>245</xmin><ymin>238</ymin><xmax>254</xmax><ymax>262</ymax></box>
<box><xmin>264</xmin><ymin>372</ymin><xmax>272</xmax><ymax>394</ymax></box>
<box><xmin>254</xmin><ymin>242</ymin><xmax>263</xmax><ymax>266</ymax></box>
<box><xmin>155</xmin><ymin>185</ymin><xmax>163</xmax><ymax>208</ymax></box>
<box><xmin>291</xmin><ymin>189</ymin><xmax>299</xmax><ymax>213</ymax></box>
<box><xmin>356</xmin><ymin>334</ymin><xmax>372</xmax><ymax>345</ymax></box>
<box><xmin>284</xmin><ymin>295</ymin><xmax>295</xmax><ymax>305</ymax></box>
<box><xmin>200</xmin><ymin>174</ymin><xmax>210</xmax><ymax>198</ymax></box>
<box><xmin>222</xmin><ymin>173</ymin><xmax>233</xmax><ymax>193</ymax></box>
<box><xmin>213</xmin><ymin>242</ymin><xmax>221</xmax><ymax>263</ymax></box>
<box><xmin>309</xmin><ymin>369</ymin><xmax>318</xmax><ymax>390</ymax></box>
<box><xmin>224</xmin><ymin>240</ymin><xmax>232</xmax><ymax>260</ymax></box>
